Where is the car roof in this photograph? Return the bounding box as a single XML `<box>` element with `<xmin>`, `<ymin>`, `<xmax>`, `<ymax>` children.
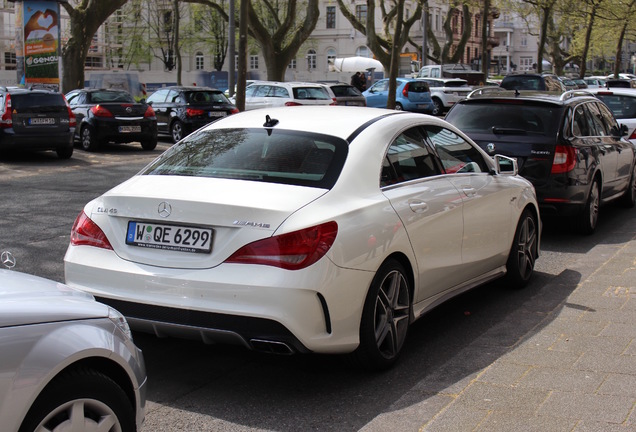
<box><xmin>160</xmin><ymin>85</ymin><xmax>221</xmax><ymax>92</ymax></box>
<box><xmin>199</xmin><ymin>105</ymin><xmax>435</xmax><ymax>140</ymax></box>
<box><xmin>3</xmin><ymin>86</ymin><xmax>59</xmax><ymax>95</ymax></box>
<box><xmin>586</xmin><ymin>87</ymin><xmax>636</xmax><ymax>96</ymax></box>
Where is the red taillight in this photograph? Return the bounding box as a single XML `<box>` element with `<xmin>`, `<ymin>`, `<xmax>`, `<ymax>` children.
<box><xmin>330</xmin><ymin>98</ymin><xmax>337</xmax><ymax>105</ymax></box>
<box><xmin>186</xmin><ymin>107</ymin><xmax>205</xmax><ymax>117</ymax></box>
<box><xmin>144</xmin><ymin>105</ymin><xmax>156</xmax><ymax>118</ymax></box>
<box><xmin>62</xmin><ymin>94</ymin><xmax>76</xmax><ymax>127</ymax></box>
<box><xmin>70</xmin><ymin>211</ymin><xmax>113</xmax><ymax>250</ymax></box>
<box><xmin>230</xmin><ymin>108</ymin><xmax>239</xmax><ymax>114</ymax></box>
<box><xmin>285</xmin><ymin>101</ymin><xmax>302</xmax><ymax>106</ymax></box>
<box><xmin>551</xmin><ymin>145</ymin><xmax>577</xmax><ymax>174</ymax></box>
<box><xmin>90</xmin><ymin>105</ymin><xmax>113</xmax><ymax>117</ymax></box>
<box><xmin>402</xmin><ymin>83</ymin><xmax>410</xmax><ymax>97</ymax></box>
<box><xmin>629</xmin><ymin>129</ymin><xmax>636</xmax><ymax>141</ymax></box>
<box><xmin>1</xmin><ymin>94</ymin><xmax>12</xmax><ymax>128</ymax></box>
<box><xmin>225</xmin><ymin>221</ymin><xmax>338</xmax><ymax>270</ymax></box>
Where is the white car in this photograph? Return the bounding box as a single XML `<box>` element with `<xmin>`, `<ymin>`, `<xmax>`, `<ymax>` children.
<box><xmin>586</xmin><ymin>87</ymin><xmax>636</xmax><ymax>144</ymax></box>
<box><xmin>0</xmin><ymin>257</ymin><xmax>146</xmax><ymax>431</ymax></box>
<box><xmin>64</xmin><ymin>106</ymin><xmax>540</xmax><ymax>370</ymax></box>
<box><xmin>416</xmin><ymin>77</ymin><xmax>472</xmax><ymax>115</ymax></box>
<box><xmin>241</xmin><ymin>81</ymin><xmax>335</xmax><ymax>110</ymax></box>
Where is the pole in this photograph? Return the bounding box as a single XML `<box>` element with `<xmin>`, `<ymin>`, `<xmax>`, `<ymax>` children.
<box><xmin>228</xmin><ymin>0</ymin><xmax>235</xmax><ymax>97</ymax></box>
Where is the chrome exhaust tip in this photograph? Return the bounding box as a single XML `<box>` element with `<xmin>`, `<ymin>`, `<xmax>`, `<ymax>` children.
<box><xmin>250</xmin><ymin>339</ymin><xmax>294</xmax><ymax>355</ymax></box>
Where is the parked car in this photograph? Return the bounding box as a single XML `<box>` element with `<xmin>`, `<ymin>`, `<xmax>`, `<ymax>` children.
<box><xmin>363</xmin><ymin>78</ymin><xmax>435</xmax><ymax>113</ymax></box>
<box><xmin>571</xmin><ymin>78</ymin><xmax>588</xmax><ymax>89</ymax></box>
<box><xmin>65</xmin><ymin>88</ymin><xmax>158</xmax><ymax>151</ymax></box>
<box><xmin>0</xmin><ymin>252</ymin><xmax>146</xmax><ymax>432</ymax></box>
<box><xmin>587</xmin><ymin>87</ymin><xmax>636</xmax><ymax>144</ymax></box>
<box><xmin>224</xmin><ymin>79</ymin><xmax>257</xmax><ymax>97</ymax></box>
<box><xmin>500</xmin><ymin>73</ymin><xmax>567</xmax><ymax>92</ymax></box>
<box><xmin>605</xmin><ymin>78</ymin><xmax>636</xmax><ymax>89</ymax></box>
<box><xmin>241</xmin><ymin>81</ymin><xmax>336</xmax><ymax>111</ymax></box>
<box><xmin>583</xmin><ymin>77</ymin><xmax>606</xmax><ymax>88</ymax></box>
<box><xmin>445</xmin><ymin>89</ymin><xmax>636</xmax><ymax>234</ymax></box>
<box><xmin>0</xmin><ymin>86</ymin><xmax>75</xmax><ymax>159</ymax></box>
<box><xmin>64</xmin><ymin>106</ymin><xmax>539</xmax><ymax>371</ymax></box>
<box><xmin>416</xmin><ymin>77</ymin><xmax>472</xmax><ymax>115</ymax></box>
<box><xmin>146</xmin><ymin>86</ymin><xmax>239</xmax><ymax>143</ymax></box>
<box><xmin>320</xmin><ymin>82</ymin><xmax>366</xmax><ymax>106</ymax></box>
<box><xmin>559</xmin><ymin>77</ymin><xmax>579</xmax><ymax>90</ymax></box>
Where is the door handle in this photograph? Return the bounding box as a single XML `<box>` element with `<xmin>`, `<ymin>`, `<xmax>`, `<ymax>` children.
<box><xmin>462</xmin><ymin>187</ymin><xmax>476</xmax><ymax>197</ymax></box>
<box><xmin>409</xmin><ymin>200</ymin><xmax>428</xmax><ymax>213</ymax></box>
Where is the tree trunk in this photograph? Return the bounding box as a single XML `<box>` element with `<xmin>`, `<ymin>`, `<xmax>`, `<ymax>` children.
<box><xmin>174</xmin><ymin>0</ymin><xmax>182</xmax><ymax>85</ymax></box>
<box><xmin>536</xmin><ymin>6</ymin><xmax>550</xmax><ymax>73</ymax></box>
<box><xmin>61</xmin><ymin>1</ymin><xmax>127</xmax><ymax>93</ymax></box>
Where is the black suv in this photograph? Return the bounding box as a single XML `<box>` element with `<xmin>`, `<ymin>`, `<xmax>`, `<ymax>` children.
<box><xmin>0</xmin><ymin>86</ymin><xmax>75</xmax><ymax>159</ymax></box>
<box><xmin>500</xmin><ymin>73</ymin><xmax>567</xmax><ymax>92</ymax></box>
<box><xmin>146</xmin><ymin>86</ymin><xmax>239</xmax><ymax>143</ymax></box>
<box><xmin>445</xmin><ymin>89</ymin><xmax>636</xmax><ymax>233</ymax></box>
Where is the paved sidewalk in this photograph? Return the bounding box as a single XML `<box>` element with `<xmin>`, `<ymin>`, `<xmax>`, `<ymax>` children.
<box><xmin>362</xmin><ymin>234</ymin><xmax>636</xmax><ymax>431</ymax></box>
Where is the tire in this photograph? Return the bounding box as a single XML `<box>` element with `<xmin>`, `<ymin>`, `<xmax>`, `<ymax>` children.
<box><xmin>353</xmin><ymin>259</ymin><xmax>411</xmax><ymax>371</ymax></box>
<box><xmin>56</xmin><ymin>145</ymin><xmax>73</xmax><ymax>159</ymax></box>
<box><xmin>394</xmin><ymin>103</ymin><xmax>403</xmax><ymax>111</ymax></box>
<box><xmin>18</xmin><ymin>368</ymin><xmax>135</xmax><ymax>432</ymax></box>
<box><xmin>504</xmin><ymin>209</ymin><xmax>538</xmax><ymax>288</ymax></box>
<box><xmin>141</xmin><ymin>137</ymin><xmax>158</xmax><ymax>151</ymax></box>
<box><xmin>431</xmin><ymin>98</ymin><xmax>443</xmax><ymax>116</ymax></box>
<box><xmin>577</xmin><ymin>178</ymin><xmax>600</xmax><ymax>234</ymax></box>
<box><xmin>80</xmin><ymin>126</ymin><xmax>100</xmax><ymax>151</ymax></box>
<box><xmin>619</xmin><ymin>163</ymin><xmax>636</xmax><ymax>208</ymax></box>
<box><xmin>171</xmin><ymin>120</ymin><xmax>184</xmax><ymax>143</ymax></box>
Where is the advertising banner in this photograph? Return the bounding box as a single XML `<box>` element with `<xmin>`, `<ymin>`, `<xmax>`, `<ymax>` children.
<box><xmin>18</xmin><ymin>0</ymin><xmax>61</xmax><ymax>87</ymax></box>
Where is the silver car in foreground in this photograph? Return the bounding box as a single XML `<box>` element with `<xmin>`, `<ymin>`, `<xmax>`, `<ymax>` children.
<box><xmin>0</xmin><ymin>259</ymin><xmax>146</xmax><ymax>432</ymax></box>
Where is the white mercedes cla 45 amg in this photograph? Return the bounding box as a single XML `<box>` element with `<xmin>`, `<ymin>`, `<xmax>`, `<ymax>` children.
<box><xmin>64</xmin><ymin>106</ymin><xmax>540</xmax><ymax>370</ymax></box>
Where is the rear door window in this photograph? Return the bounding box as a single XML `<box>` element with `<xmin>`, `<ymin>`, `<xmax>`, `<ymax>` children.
<box><xmin>381</xmin><ymin>127</ymin><xmax>443</xmax><ymax>186</ymax></box>
<box><xmin>11</xmin><ymin>93</ymin><xmax>65</xmax><ymax>110</ymax></box>
<box><xmin>407</xmin><ymin>81</ymin><xmax>430</xmax><ymax>93</ymax></box>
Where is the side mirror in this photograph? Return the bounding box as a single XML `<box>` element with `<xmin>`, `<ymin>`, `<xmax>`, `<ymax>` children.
<box><xmin>621</xmin><ymin>123</ymin><xmax>629</xmax><ymax>137</ymax></box>
<box><xmin>147</xmin><ymin>100</ymin><xmax>153</xmax><ymax>106</ymax></box>
<box><xmin>494</xmin><ymin>154</ymin><xmax>518</xmax><ymax>176</ymax></box>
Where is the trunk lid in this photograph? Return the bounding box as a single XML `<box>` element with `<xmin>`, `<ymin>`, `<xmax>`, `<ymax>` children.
<box><xmin>90</xmin><ymin>175</ymin><xmax>328</xmax><ymax>269</ymax></box>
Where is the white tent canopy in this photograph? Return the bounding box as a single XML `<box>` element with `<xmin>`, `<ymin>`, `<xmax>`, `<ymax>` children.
<box><xmin>331</xmin><ymin>57</ymin><xmax>384</xmax><ymax>73</ymax></box>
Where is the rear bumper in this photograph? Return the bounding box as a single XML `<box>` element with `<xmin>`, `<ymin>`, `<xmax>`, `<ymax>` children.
<box><xmin>0</xmin><ymin>129</ymin><xmax>74</xmax><ymax>149</ymax></box>
<box><xmin>89</xmin><ymin>119</ymin><xmax>157</xmax><ymax>143</ymax></box>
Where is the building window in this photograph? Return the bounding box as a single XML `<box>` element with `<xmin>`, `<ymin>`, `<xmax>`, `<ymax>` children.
<box><xmin>326</xmin><ymin>48</ymin><xmax>336</xmax><ymax>69</ymax></box>
<box><xmin>475</xmin><ymin>17</ymin><xmax>480</xmax><ymax>37</ymax></box>
<box><xmin>326</xmin><ymin>6</ymin><xmax>336</xmax><ymax>28</ymax></box>
<box><xmin>288</xmin><ymin>58</ymin><xmax>296</xmax><ymax>69</ymax></box>
<box><xmin>4</xmin><ymin>52</ymin><xmax>16</xmax><ymax>70</ymax></box>
<box><xmin>356</xmin><ymin>46</ymin><xmax>370</xmax><ymax>58</ymax></box>
<box><xmin>307</xmin><ymin>49</ymin><xmax>316</xmax><ymax>70</ymax></box>
<box><xmin>520</xmin><ymin>56</ymin><xmax>533</xmax><ymax>71</ymax></box>
<box><xmin>355</xmin><ymin>4</ymin><xmax>367</xmax><ymax>22</ymax></box>
<box><xmin>195</xmin><ymin>52</ymin><xmax>204</xmax><ymax>70</ymax></box>
<box><xmin>250</xmin><ymin>55</ymin><xmax>259</xmax><ymax>69</ymax></box>
<box><xmin>85</xmin><ymin>56</ymin><xmax>103</xmax><ymax>69</ymax></box>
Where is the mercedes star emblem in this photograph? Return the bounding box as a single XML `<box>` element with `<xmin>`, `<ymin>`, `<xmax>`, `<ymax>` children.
<box><xmin>126</xmin><ymin>106</ymin><xmax>133</xmax><ymax>113</ymax></box>
<box><xmin>1</xmin><ymin>251</ymin><xmax>16</xmax><ymax>269</ymax></box>
<box><xmin>486</xmin><ymin>143</ymin><xmax>496</xmax><ymax>154</ymax></box>
<box><xmin>158</xmin><ymin>201</ymin><xmax>172</xmax><ymax>218</ymax></box>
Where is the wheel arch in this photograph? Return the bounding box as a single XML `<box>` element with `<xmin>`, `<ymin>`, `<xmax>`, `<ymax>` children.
<box><xmin>380</xmin><ymin>252</ymin><xmax>416</xmax><ymax>317</ymax></box>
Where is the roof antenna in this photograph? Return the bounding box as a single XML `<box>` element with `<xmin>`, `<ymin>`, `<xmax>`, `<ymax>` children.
<box><xmin>263</xmin><ymin>115</ymin><xmax>279</xmax><ymax>128</ymax></box>
<box><xmin>514</xmin><ymin>89</ymin><xmax>520</xmax><ymax>97</ymax></box>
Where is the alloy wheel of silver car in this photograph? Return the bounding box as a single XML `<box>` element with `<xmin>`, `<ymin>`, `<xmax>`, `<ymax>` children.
<box><xmin>35</xmin><ymin>398</ymin><xmax>122</xmax><ymax>432</ymax></box>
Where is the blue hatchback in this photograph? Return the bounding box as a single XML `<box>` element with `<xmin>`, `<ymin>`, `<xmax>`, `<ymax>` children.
<box><xmin>363</xmin><ymin>78</ymin><xmax>435</xmax><ymax>113</ymax></box>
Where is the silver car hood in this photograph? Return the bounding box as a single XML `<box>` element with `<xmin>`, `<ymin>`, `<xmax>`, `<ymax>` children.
<box><xmin>0</xmin><ymin>269</ymin><xmax>108</xmax><ymax>327</ymax></box>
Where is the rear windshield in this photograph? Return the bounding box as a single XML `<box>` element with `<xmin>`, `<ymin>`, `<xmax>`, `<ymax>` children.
<box><xmin>330</xmin><ymin>85</ymin><xmax>362</xmax><ymax>97</ymax></box>
<box><xmin>292</xmin><ymin>87</ymin><xmax>331</xmax><ymax>100</ymax></box>
<box><xmin>406</xmin><ymin>81</ymin><xmax>430</xmax><ymax>93</ymax></box>
<box><xmin>141</xmin><ymin>128</ymin><xmax>348</xmax><ymax>189</ymax></box>
<box><xmin>186</xmin><ymin>91</ymin><xmax>231</xmax><ymax>104</ymax></box>
<box><xmin>89</xmin><ymin>91</ymin><xmax>134</xmax><ymax>103</ymax></box>
<box><xmin>11</xmin><ymin>93</ymin><xmax>65</xmax><ymax>109</ymax></box>
<box><xmin>501</xmin><ymin>76</ymin><xmax>544</xmax><ymax>91</ymax></box>
<box><xmin>595</xmin><ymin>94</ymin><xmax>636</xmax><ymax>119</ymax></box>
<box><xmin>446</xmin><ymin>101</ymin><xmax>564</xmax><ymax>136</ymax></box>
<box><xmin>443</xmin><ymin>81</ymin><xmax>469</xmax><ymax>88</ymax></box>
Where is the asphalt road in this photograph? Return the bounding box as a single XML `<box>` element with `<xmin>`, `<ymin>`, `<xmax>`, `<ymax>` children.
<box><xmin>1</xmin><ymin>141</ymin><xmax>634</xmax><ymax>431</ymax></box>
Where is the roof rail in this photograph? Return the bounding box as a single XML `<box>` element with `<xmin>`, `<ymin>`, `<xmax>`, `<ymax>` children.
<box><xmin>560</xmin><ymin>90</ymin><xmax>593</xmax><ymax>101</ymax></box>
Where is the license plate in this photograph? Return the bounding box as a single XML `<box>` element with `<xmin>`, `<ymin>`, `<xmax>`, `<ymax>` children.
<box><xmin>209</xmin><ymin>111</ymin><xmax>227</xmax><ymax>118</ymax></box>
<box><xmin>119</xmin><ymin>125</ymin><xmax>142</xmax><ymax>133</ymax></box>
<box><xmin>126</xmin><ymin>221</ymin><xmax>213</xmax><ymax>253</ymax></box>
<box><xmin>345</xmin><ymin>101</ymin><xmax>363</xmax><ymax>106</ymax></box>
<box><xmin>29</xmin><ymin>117</ymin><xmax>54</xmax><ymax>125</ymax></box>
<box><xmin>417</xmin><ymin>104</ymin><xmax>430</xmax><ymax>109</ymax></box>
